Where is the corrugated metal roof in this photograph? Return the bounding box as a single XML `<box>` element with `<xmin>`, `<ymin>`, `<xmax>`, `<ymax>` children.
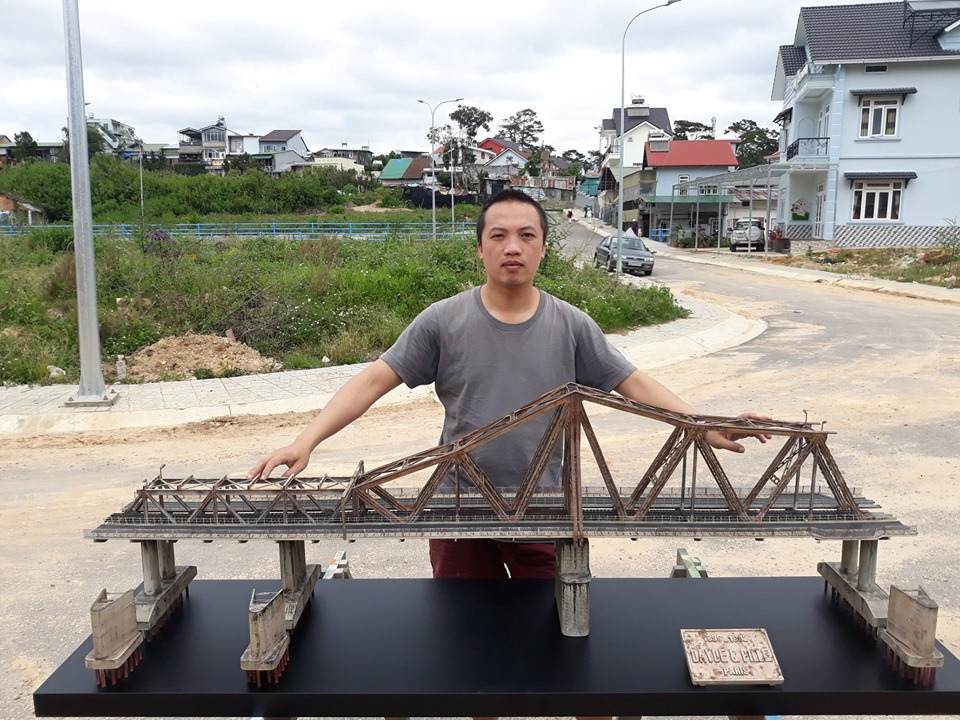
<box><xmin>800</xmin><ymin>2</ymin><xmax>960</xmax><ymax>62</ymax></box>
<box><xmin>380</xmin><ymin>158</ymin><xmax>412</xmax><ymax>180</ymax></box>
<box><xmin>640</xmin><ymin>195</ymin><xmax>738</xmax><ymax>204</ymax></box>
<box><xmin>730</xmin><ymin>188</ymin><xmax>781</xmax><ymax>201</ymax></box>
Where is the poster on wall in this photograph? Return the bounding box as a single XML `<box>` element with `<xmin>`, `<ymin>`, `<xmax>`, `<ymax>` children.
<box><xmin>791</xmin><ymin>198</ymin><xmax>810</xmax><ymax>221</ymax></box>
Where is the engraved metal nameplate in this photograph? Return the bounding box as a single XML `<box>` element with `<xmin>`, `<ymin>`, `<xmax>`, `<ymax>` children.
<box><xmin>681</xmin><ymin>628</ymin><xmax>784</xmax><ymax>686</ymax></box>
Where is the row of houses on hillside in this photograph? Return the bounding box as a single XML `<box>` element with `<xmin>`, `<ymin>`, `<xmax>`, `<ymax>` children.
<box><xmin>0</xmin><ymin>115</ymin><xmax>378</xmax><ymax>177</ymax></box>
<box><xmin>600</xmin><ymin>1</ymin><xmax>960</xmax><ymax>250</ymax></box>
<box><xmin>380</xmin><ymin>135</ymin><xmax>577</xmax><ymax>201</ymax></box>
<box><xmin>595</xmin><ymin>96</ymin><xmax>762</xmax><ymax>237</ymax></box>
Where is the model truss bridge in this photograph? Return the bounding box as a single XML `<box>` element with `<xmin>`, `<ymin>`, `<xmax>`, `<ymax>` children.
<box><xmin>84</xmin><ymin>384</ymin><xmax>943</xmax><ymax>689</ymax></box>
<box><xmin>87</xmin><ymin>383</ymin><xmax>913</xmax><ymax>544</ymax></box>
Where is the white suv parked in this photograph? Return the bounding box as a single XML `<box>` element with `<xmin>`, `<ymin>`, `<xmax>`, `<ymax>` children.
<box><xmin>729</xmin><ymin>219</ymin><xmax>766</xmax><ymax>252</ymax></box>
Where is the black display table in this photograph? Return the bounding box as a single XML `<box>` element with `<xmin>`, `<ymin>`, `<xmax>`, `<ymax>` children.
<box><xmin>34</xmin><ymin>577</ymin><xmax>960</xmax><ymax>717</ymax></box>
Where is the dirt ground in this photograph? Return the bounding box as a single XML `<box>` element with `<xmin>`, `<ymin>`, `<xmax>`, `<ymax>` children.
<box><xmin>3</xmin><ymin>284</ymin><xmax>959</xmax><ymax>720</ymax></box>
<box><xmin>104</xmin><ymin>333</ymin><xmax>275</xmax><ymax>382</ymax></box>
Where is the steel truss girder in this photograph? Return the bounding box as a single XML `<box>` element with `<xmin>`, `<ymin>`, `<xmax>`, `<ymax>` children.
<box><xmin>88</xmin><ymin>384</ymin><xmax>914</xmax><ymax>543</ymax></box>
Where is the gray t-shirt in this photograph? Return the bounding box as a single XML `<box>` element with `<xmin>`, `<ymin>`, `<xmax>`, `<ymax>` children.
<box><xmin>380</xmin><ymin>287</ymin><xmax>636</xmax><ymax>491</ymax></box>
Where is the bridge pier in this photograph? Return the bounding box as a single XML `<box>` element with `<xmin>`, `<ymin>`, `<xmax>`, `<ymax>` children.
<box><xmin>555</xmin><ymin>538</ymin><xmax>591</xmax><ymax>637</ymax></box>
<box><xmin>277</xmin><ymin>540</ymin><xmax>321</xmax><ymax>630</ymax></box>
<box><xmin>818</xmin><ymin>538</ymin><xmax>888</xmax><ymax>635</ymax></box>
<box><xmin>134</xmin><ymin>539</ymin><xmax>196</xmax><ymax>633</ymax></box>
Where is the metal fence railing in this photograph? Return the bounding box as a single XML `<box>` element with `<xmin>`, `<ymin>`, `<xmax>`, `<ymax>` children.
<box><xmin>0</xmin><ymin>221</ymin><xmax>473</xmax><ymax>241</ymax></box>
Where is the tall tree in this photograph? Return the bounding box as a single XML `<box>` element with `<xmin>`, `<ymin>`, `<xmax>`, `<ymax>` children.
<box><xmin>371</xmin><ymin>151</ymin><xmax>401</xmax><ymax>170</ymax></box>
<box><xmin>586</xmin><ymin>149</ymin><xmax>603</xmax><ymax>173</ymax></box>
<box><xmin>449</xmin><ymin>105</ymin><xmax>493</xmax><ymax>145</ymax></box>
<box><xmin>142</xmin><ymin>148</ymin><xmax>167</xmax><ymax>172</ymax></box>
<box><xmin>726</xmin><ymin>119</ymin><xmax>779</xmax><ymax>169</ymax></box>
<box><xmin>61</xmin><ymin>124</ymin><xmax>106</xmax><ymax>163</ymax></box>
<box><xmin>672</xmin><ymin>120</ymin><xmax>714</xmax><ymax>140</ymax></box>
<box><xmin>561</xmin><ymin>149</ymin><xmax>585</xmax><ymax>170</ymax></box>
<box><xmin>558</xmin><ymin>149</ymin><xmax>586</xmax><ymax>180</ymax></box>
<box><xmin>12</xmin><ymin>131</ymin><xmax>41</xmax><ymax>162</ymax></box>
<box><xmin>523</xmin><ymin>146</ymin><xmax>546</xmax><ymax>177</ymax></box>
<box><xmin>498</xmin><ymin>108</ymin><xmax>544</xmax><ymax>149</ymax></box>
<box><xmin>224</xmin><ymin>152</ymin><xmax>259</xmax><ymax>174</ymax></box>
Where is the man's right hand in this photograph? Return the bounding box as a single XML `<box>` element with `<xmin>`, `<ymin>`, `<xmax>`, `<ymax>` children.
<box><xmin>248</xmin><ymin>440</ymin><xmax>312</xmax><ymax>480</ymax></box>
<box><xmin>245</xmin><ymin>359</ymin><xmax>404</xmax><ymax>481</ymax></box>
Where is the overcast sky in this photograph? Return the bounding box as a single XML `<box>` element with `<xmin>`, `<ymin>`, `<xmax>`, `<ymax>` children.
<box><xmin>3</xmin><ymin>0</ymin><xmax>872</xmax><ymax>155</ymax></box>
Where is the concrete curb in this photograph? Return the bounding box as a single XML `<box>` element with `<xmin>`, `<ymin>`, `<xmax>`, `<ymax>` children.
<box><xmin>0</xmin><ymin>383</ymin><xmax>438</xmax><ymax>436</ymax></box>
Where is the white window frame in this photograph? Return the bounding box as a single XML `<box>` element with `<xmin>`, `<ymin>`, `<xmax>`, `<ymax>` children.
<box><xmin>677</xmin><ymin>174</ymin><xmax>689</xmax><ymax>197</ymax></box>
<box><xmin>698</xmin><ymin>184</ymin><xmax>718</xmax><ymax>195</ymax></box>
<box><xmin>851</xmin><ymin>180</ymin><xmax>903</xmax><ymax>221</ymax></box>
<box><xmin>859</xmin><ymin>97</ymin><xmax>900</xmax><ymax>138</ymax></box>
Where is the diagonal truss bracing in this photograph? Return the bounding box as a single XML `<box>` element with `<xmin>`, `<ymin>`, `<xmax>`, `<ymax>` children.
<box><xmin>88</xmin><ymin>384</ymin><xmax>914</xmax><ymax>542</ymax></box>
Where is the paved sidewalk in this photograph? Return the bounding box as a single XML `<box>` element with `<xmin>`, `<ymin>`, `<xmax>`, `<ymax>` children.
<box><xmin>2</xmin><ymin>222</ymin><xmax>954</xmax><ymax>436</ymax></box>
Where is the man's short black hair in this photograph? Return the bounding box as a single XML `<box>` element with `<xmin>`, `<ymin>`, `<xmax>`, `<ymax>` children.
<box><xmin>476</xmin><ymin>189</ymin><xmax>549</xmax><ymax>245</ymax></box>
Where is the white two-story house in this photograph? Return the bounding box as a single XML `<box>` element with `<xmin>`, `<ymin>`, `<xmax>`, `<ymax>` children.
<box><xmin>772</xmin><ymin>1</ymin><xmax>960</xmax><ymax>247</ymax></box>
<box><xmin>597</xmin><ymin>97</ymin><xmax>673</xmax><ymax>228</ymax></box>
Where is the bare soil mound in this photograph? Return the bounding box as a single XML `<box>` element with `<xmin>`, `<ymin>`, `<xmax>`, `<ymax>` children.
<box><xmin>125</xmin><ymin>333</ymin><xmax>274</xmax><ymax>381</ymax></box>
<box><xmin>350</xmin><ymin>202</ymin><xmax>412</xmax><ymax>213</ymax></box>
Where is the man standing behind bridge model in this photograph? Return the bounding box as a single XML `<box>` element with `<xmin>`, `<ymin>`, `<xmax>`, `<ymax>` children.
<box><xmin>249</xmin><ymin>188</ymin><xmax>767</xmax><ymax>579</ymax></box>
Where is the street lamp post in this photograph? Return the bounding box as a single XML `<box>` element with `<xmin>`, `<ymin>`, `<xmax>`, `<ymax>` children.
<box><xmin>418</xmin><ymin>97</ymin><xmax>463</xmax><ymax>240</ymax></box>
<box><xmin>61</xmin><ymin>0</ymin><xmax>114</xmax><ymax>406</ymax></box>
<box><xmin>450</xmin><ymin>133</ymin><xmax>457</xmax><ymax>232</ymax></box>
<box><xmin>136</xmin><ymin>139</ymin><xmax>145</xmax><ymax>237</ymax></box>
<box><xmin>616</xmin><ymin>0</ymin><xmax>683</xmax><ymax>276</ymax></box>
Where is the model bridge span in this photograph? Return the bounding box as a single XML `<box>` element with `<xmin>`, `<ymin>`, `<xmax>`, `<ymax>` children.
<box><xmin>87</xmin><ymin>384</ymin><xmax>913</xmax><ymax>543</ymax></box>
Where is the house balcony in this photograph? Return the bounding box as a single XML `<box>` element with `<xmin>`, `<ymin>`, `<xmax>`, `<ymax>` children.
<box><xmin>786</xmin><ymin>137</ymin><xmax>829</xmax><ymax>161</ymax></box>
<box><xmin>790</xmin><ymin>63</ymin><xmax>834</xmax><ymax>101</ymax></box>
<box><xmin>601</xmin><ymin>145</ymin><xmax>621</xmax><ymax>171</ymax></box>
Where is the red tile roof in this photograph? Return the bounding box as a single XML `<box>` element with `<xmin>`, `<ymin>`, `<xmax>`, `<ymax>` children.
<box><xmin>644</xmin><ymin>139</ymin><xmax>739</xmax><ymax>168</ymax></box>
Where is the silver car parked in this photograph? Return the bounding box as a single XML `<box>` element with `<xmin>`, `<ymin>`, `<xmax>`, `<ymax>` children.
<box><xmin>593</xmin><ymin>235</ymin><xmax>655</xmax><ymax>276</ymax></box>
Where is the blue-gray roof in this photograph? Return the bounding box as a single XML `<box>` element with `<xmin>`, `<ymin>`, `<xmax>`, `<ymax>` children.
<box><xmin>604</xmin><ymin>107</ymin><xmax>672</xmax><ymax>136</ymax></box>
<box><xmin>800</xmin><ymin>2</ymin><xmax>960</xmax><ymax>62</ymax></box>
<box><xmin>779</xmin><ymin>45</ymin><xmax>807</xmax><ymax>76</ymax></box>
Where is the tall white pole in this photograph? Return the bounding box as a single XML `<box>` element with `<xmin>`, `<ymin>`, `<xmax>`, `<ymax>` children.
<box><xmin>62</xmin><ymin>0</ymin><xmax>114</xmax><ymax>406</ymax></box>
<box><xmin>450</xmin><ymin>135</ymin><xmax>456</xmax><ymax>232</ymax></box>
<box><xmin>616</xmin><ymin>0</ymin><xmax>683</xmax><ymax>276</ymax></box>
<box><xmin>138</xmin><ymin>143</ymin><xmax>145</xmax><ymax>236</ymax></box>
<box><xmin>418</xmin><ymin>97</ymin><xmax>462</xmax><ymax>240</ymax></box>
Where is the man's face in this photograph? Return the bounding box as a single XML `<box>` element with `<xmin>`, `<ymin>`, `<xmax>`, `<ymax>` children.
<box><xmin>477</xmin><ymin>201</ymin><xmax>546</xmax><ymax>289</ymax></box>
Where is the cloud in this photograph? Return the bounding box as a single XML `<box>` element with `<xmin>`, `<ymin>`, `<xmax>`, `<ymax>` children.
<box><xmin>2</xmin><ymin>0</ymin><xmax>871</xmax><ymax>153</ymax></box>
